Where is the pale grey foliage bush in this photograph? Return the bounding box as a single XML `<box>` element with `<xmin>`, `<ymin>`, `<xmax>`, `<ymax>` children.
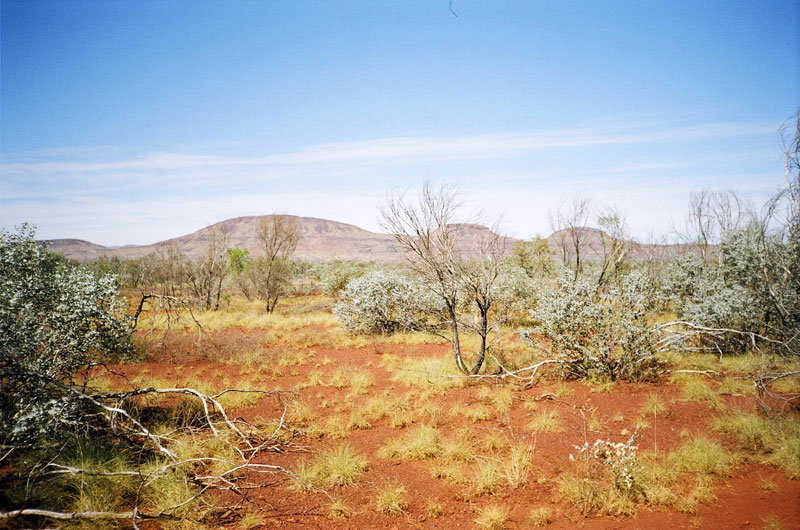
<box><xmin>661</xmin><ymin>253</ymin><xmax>707</xmax><ymax>302</ymax></box>
<box><xmin>663</xmin><ymin>222</ymin><xmax>799</xmax><ymax>354</ymax></box>
<box><xmin>525</xmin><ymin>271</ymin><xmax>662</xmax><ymax>381</ymax></box>
<box><xmin>664</xmin><ymin>236</ymin><xmax>762</xmax><ymax>333</ymax></box>
<box><xmin>333</xmin><ymin>270</ymin><xmax>432</xmax><ymax>335</ymax></box>
<box><xmin>0</xmin><ymin>225</ymin><xmax>134</xmax><ymax>445</ymax></box>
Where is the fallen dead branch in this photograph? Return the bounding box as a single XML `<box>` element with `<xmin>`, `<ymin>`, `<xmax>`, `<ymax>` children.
<box><xmin>1</xmin><ymin>374</ymin><xmax>325</xmax><ymax>528</ymax></box>
<box><xmin>656</xmin><ymin>321</ymin><xmax>797</xmax><ymax>359</ymax></box>
<box><xmin>394</xmin><ymin>357</ymin><xmax>561</xmax><ymax>386</ymax></box>
<box><xmin>0</xmin><ymin>509</ymin><xmax>138</xmax><ymax>520</ymax></box>
<box><xmin>756</xmin><ymin>370</ymin><xmax>800</xmax><ymax>414</ymax></box>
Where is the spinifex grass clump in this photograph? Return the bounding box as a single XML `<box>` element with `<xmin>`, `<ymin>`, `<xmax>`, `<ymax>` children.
<box><xmin>287</xmin><ymin>400</ymin><xmax>317</xmax><ymax>427</ymax></box>
<box><xmin>641</xmin><ymin>394</ymin><xmax>668</xmax><ymax>416</ymax></box>
<box><xmin>390</xmin><ymin>354</ymin><xmax>468</xmax><ymax>391</ymax></box>
<box><xmin>328</xmin><ymin>499</ymin><xmax>352</xmax><ymax>519</ymax></box>
<box><xmin>714</xmin><ymin>412</ymin><xmax>800</xmax><ymax>478</ymax></box>
<box><xmin>443</xmin><ymin>434</ymin><xmax>475</xmax><ymax>462</ymax></box>
<box><xmin>713</xmin><ymin>413</ymin><xmax>774</xmax><ymax>452</ymax></box>
<box><xmin>667</xmin><ymin>436</ymin><xmax>733</xmax><ymax>476</ymax></box>
<box><xmin>528</xmin><ymin>506</ymin><xmax>553</xmax><ymax>526</ymax></box>
<box><xmin>450</xmin><ymin>402</ymin><xmax>492</xmax><ymax>422</ymax></box>
<box><xmin>425</xmin><ymin>498</ymin><xmax>444</xmax><ymax>518</ymax></box>
<box><xmin>293</xmin><ymin>445</ymin><xmax>368</xmax><ymax>490</ymax></box>
<box><xmin>39</xmin><ymin>441</ymin><xmax>141</xmax><ymax>522</ymax></box>
<box><xmin>375</xmin><ymin>483</ymin><xmax>409</xmax><ymax>515</ymax></box>
<box><xmin>474</xmin><ymin>503</ymin><xmax>510</xmax><ymax>530</ymax></box>
<box><xmin>473</xmin><ymin>460</ymin><xmax>503</xmax><ymax>495</ymax></box>
<box><xmin>680</xmin><ymin>378</ymin><xmax>722</xmax><ymax>409</ymax></box>
<box><xmin>324</xmin><ymin>415</ymin><xmax>348</xmax><ymax>439</ymax></box>
<box><xmin>378</xmin><ymin>424</ymin><xmax>442</xmax><ymax>460</ymax></box>
<box><xmin>503</xmin><ymin>443</ymin><xmax>534</xmax><ymax>489</ymax></box>
<box><xmin>347</xmin><ymin>410</ymin><xmax>372</xmax><ymax>430</ymax></box>
<box><xmin>360</xmin><ymin>391</ymin><xmax>416</xmax><ymax>428</ymax></box>
<box><xmin>330</xmin><ymin>368</ymin><xmax>376</xmax><ymax>394</ymax></box>
<box><xmin>677</xmin><ymin>476</ymin><xmax>717</xmax><ymax>514</ymax></box>
<box><xmin>769</xmin><ymin>432</ymin><xmax>800</xmax><ymax>479</ymax></box>
<box><xmin>528</xmin><ymin>409</ymin><xmax>564</xmax><ymax>433</ymax></box>
<box><xmin>477</xmin><ymin>385</ymin><xmax>514</xmax><ymax>414</ymax></box>
<box><xmin>482</xmin><ymin>431</ymin><xmax>508</xmax><ymax>452</ymax></box>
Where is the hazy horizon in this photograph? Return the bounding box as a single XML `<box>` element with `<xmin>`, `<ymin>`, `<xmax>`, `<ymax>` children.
<box><xmin>2</xmin><ymin>1</ymin><xmax>798</xmax><ymax>246</ymax></box>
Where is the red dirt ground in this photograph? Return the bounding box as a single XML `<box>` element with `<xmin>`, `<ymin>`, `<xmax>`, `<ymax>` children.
<box><xmin>111</xmin><ymin>328</ymin><xmax>800</xmax><ymax>530</ymax></box>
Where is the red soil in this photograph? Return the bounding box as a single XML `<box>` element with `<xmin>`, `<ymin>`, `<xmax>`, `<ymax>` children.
<box><xmin>111</xmin><ymin>328</ymin><xmax>800</xmax><ymax>530</ymax></box>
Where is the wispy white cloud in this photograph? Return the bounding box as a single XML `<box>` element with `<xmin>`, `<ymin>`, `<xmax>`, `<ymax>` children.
<box><xmin>0</xmin><ymin>152</ymin><xmax>249</xmax><ymax>181</ymax></box>
<box><xmin>0</xmin><ymin>119</ymin><xmax>782</xmax><ymax>245</ymax></box>
<box><xmin>1</xmin><ymin>119</ymin><xmax>773</xmax><ymax>176</ymax></box>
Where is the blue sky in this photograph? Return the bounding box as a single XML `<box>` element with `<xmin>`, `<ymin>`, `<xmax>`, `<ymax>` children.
<box><xmin>1</xmin><ymin>1</ymin><xmax>798</xmax><ymax>246</ymax></box>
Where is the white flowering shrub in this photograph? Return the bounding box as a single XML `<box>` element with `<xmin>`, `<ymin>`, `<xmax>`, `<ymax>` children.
<box><xmin>526</xmin><ymin>271</ymin><xmax>662</xmax><ymax>381</ymax></box>
<box><xmin>570</xmin><ymin>433</ymin><xmax>640</xmax><ymax>494</ymax></box>
<box><xmin>334</xmin><ymin>270</ymin><xmax>432</xmax><ymax>335</ymax></box>
<box><xmin>0</xmin><ymin>225</ymin><xmax>134</xmax><ymax>445</ymax></box>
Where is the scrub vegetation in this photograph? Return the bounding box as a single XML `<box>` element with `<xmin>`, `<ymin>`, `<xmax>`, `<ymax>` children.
<box><xmin>2</xmin><ymin>114</ymin><xmax>798</xmax><ymax>529</ymax></box>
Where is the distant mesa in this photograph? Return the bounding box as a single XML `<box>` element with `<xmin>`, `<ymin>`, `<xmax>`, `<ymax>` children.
<box><xmin>41</xmin><ymin>214</ymin><xmax>690</xmax><ymax>263</ymax></box>
<box><xmin>43</xmin><ymin>215</ymin><xmax>404</xmax><ymax>262</ymax></box>
<box><xmin>40</xmin><ymin>238</ymin><xmax>109</xmax><ymax>260</ymax></box>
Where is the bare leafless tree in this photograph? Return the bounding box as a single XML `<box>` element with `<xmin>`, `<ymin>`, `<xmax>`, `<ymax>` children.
<box><xmin>596</xmin><ymin>206</ymin><xmax>634</xmax><ymax>288</ymax></box>
<box><xmin>380</xmin><ymin>181</ymin><xmax>505</xmax><ymax>375</ymax></box>
<box><xmin>456</xmin><ymin>224</ymin><xmax>507</xmax><ymax>374</ymax></box>
<box><xmin>187</xmin><ymin>226</ymin><xmax>229</xmax><ymax>310</ymax></box>
<box><xmin>381</xmin><ymin>183</ymin><xmax>466</xmax><ymax>372</ymax></box>
<box><xmin>684</xmin><ymin>189</ymin><xmax>750</xmax><ymax>263</ymax></box>
<box><xmin>638</xmin><ymin>231</ymin><xmax>676</xmax><ymax>278</ymax></box>
<box><xmin>686</xmin><ymin>190</ymin><xmax>714</xmax><ymax>262</ymax></box>
<box><xmin>757</xmin><ymin>110</ymin><xmax>800</xmax><ymax>342</ymax></box>
<box><xmin>146</xmin><ymin>244</ymin><xmax>189</xmax><ymax>299</ymax></box>
<box><xmin>549</xmin><ymin>195</ymin><xmax>592</xmax><ymax>280</ymax></box>
<box><xmin>779</xmin><ymin>109</ymin><xmax>800</xmax><ymax>219</ymax></box>
<box><xmin>257</xmin><ymin>214</ymin><xmax>300</xmax><ymax>312</ymax></box>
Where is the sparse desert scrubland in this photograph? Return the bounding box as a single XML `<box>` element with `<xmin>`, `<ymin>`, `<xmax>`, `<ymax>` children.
<box><xmin>2</xmin><ymin>119</ymin><xmax>799</xmax><ymax>529</ymax></box>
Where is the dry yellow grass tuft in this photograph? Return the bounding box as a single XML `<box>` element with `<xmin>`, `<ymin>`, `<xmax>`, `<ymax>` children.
<box><xmin>528</xmin><ymin>409</ymin><xmax>564</xmax><ymax>432</ymax></box>
<box><xmin>474</xmin><ymin>503</ymin><xmax>509</xmax><ymax>529</ymax></box>
<box><xmin>293</xmin><ymin>444</ymin><xmax>368</xmax><ymax>490</ymax></box>
<box><xmin>378</xmin><ymin>424</ymin><xmax>442</xmax><ymax>460</ymax></box>
<box><xmin>375</xmin><ymin>483</ymin><xmax>409</xmax><ymax>515</ymax></box>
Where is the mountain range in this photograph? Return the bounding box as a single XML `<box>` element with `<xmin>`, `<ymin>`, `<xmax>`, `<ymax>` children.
<box><xmin>41</xmin><ymin>215</ymin><xmax>691</xmax><ymax>263</ymax></box>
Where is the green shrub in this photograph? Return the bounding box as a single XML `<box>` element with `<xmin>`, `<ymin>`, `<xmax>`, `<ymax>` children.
<box><xmin>322</xmin><ymin>261</ymin><xmax>368</xmax><ymax>298</ymax></box>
